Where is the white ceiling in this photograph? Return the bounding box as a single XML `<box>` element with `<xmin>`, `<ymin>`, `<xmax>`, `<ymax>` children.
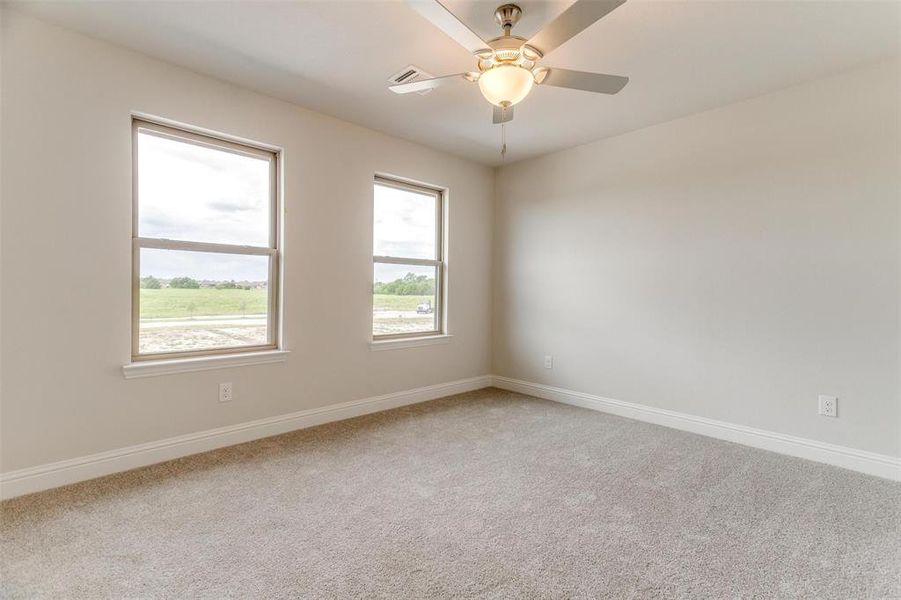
<box><xmin>10</xmin><ymin>0</ymin><xmax>900</xmax><ymax>166</ymax></box>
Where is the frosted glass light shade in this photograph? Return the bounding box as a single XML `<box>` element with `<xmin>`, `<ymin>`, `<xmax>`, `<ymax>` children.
<box><xmin>478</xmin><ymin>65</ymin><xmax>534</xmax><ymax>107</ymax></box>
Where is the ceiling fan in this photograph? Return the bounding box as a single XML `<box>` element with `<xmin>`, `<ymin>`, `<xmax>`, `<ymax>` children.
<box><xmin>389</xmin><ymin>0</ymin><xmax>629</xmax><ymax>125</ymax></box>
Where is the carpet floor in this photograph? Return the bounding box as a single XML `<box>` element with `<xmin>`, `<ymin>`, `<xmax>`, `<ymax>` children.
<box><xmin>2</xmin><ymin>388</ymin><xmax>900</xmax><ymax>599</ymax></box>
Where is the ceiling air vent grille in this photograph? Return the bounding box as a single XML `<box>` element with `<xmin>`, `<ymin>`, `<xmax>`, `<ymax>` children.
<box><xmin>388</xmin><ymin>65</ymin><xmax>435</xmax><ymax>95</ymax></box>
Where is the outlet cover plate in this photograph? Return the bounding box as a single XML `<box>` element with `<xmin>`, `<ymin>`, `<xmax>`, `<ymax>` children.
<box><xmin>818</xmin><ymin>395</ymin><xmax>837</xmax><ymax>417</ymax></box>
<box><xmin>219</xmin><ymin>382</ymin><xmax>233</xmax><ymax>403</ymax></box>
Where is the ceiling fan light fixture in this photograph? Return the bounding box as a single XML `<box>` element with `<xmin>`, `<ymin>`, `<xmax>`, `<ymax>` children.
<box><xmin>477</xmin><ymin>64</ymin><xmax>534</xmax><ymax>107</ymax></box>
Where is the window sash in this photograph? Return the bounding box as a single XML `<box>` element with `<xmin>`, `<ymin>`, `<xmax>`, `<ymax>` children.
<box><xmin>137</xmin><ymin>237</ymin><xmax>275</xmax><ymax>256</ymax></box>
<box><xmin>372</xmin><ymin>260</ymin><xmax>444</xmax><ymax>341</ymax></box>
<box><xmin>132</xmin><ymin>246</ymin><xmax>279</xmax><ymax>360</ymax></box>
<box><xmin>133</xmin><ymin>119</ymin><xmax>279</xmax><ymax>249</ymax></box>
<box><xmin>372</xmin><ymin>255</ymin><xmax>440</xmax><ymax>267</ymax></box>
<box><xmin>132</xmin><ymin>118</ymin><xmax>280</xmax><ymax>361</ymax></box>
<box><xmin>372</xmin><ymin>176</ymin><xmax>445</xmax><ymax>340</ymax></box>
<box><xmin>374</xmin><ymin>176</ymin><xmax>442</xmax><ymax>263</ymax></box>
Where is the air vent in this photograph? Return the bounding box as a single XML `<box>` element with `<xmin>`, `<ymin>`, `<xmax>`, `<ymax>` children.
<box><xmin>393</xmin><ymin>68</ymin><xmax>418</xmax><ymax>84</ymax></box>
<box><xmin>388</xmin><ymin>65</ymin><xmax>435</xmax><ymax>95</ymax></box>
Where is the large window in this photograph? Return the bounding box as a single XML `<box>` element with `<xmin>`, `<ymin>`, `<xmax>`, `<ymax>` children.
<box><xmin>132</xmin><ymin>119</ymin><xmax>279</xmax><ymax>360</ymax></box>
<box><xmin>372</xmin><ymin>176</ymin><xmax>444</xmax><ymax>339</ymax></box>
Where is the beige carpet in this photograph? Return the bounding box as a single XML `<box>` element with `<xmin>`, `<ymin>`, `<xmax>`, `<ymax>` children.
<box><xmin>2</xmin><ymin>388</ymin><xmax>900</xmax><ymax>598</ymax></box>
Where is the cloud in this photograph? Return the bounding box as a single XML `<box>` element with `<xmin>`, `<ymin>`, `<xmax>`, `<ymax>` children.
<box><xmin>138</xmin><ymin>131</ymin><xmax>270</xmax><ymax>246</ymax></box>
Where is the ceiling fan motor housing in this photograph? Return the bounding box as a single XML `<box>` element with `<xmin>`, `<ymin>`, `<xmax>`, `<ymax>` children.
<box><xmin>477</xmin><ymin>4</ymin><xmax>542</xmax><ymax>73</ymax></box>
<box><xmin>483</xmin><ymin>36</ymin><xmax>528</xmax><ymax>64</ymax></box>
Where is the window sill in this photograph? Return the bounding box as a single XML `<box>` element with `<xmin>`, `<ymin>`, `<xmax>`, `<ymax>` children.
<box><xmin>369</xmin><ymin>334</ymin><xmax>453</xmax><ymax>351</ymax></box>
<box><xmin>122</xmin><ymin>350</ymin><xmax>290</xmax><ymax>379</ymax></box>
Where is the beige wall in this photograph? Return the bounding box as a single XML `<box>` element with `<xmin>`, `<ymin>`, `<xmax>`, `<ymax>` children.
<box><xmin>494</xmin><ymin>60</ymin><xmax>901</xmax><ymax>457</ymax></box>
<box><xmin>0</xmin><ymin>11</ymin><xmax>494</xmax><ymax>472</ymax></box>
<box><xmin>2</xmin><ymin>9</ymin><xmax>899</xmax><ymax>476</ymax></box>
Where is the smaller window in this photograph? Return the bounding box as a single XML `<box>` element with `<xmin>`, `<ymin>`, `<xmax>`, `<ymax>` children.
<box><xmin>132</xmin><ymin>119</ymin><xmax>280</xmax><ymax>360</ymax></box>
<box><xmin>372</xmin><ymin>176</ymin><xmax>445</xmax><ymax>339</ymax></box>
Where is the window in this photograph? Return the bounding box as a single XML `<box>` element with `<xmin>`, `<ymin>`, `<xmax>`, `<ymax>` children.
<box><xmin>372</xmin><ymin>176</ymin><xmax>444</xmax><ymax>339</ymax></box>
<box><xmin>132</xmin><ymin>119</ymin><xmax>279</xmax><ymax>360</ymax></box>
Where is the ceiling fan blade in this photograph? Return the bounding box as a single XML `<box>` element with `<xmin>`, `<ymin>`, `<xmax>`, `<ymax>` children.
<box><xmin>537</xmin><ymin>68</ymin><xmax>628</xmax><ymax>95</ymax></box>
<box><xmin>493</xmin><ymin>104</ymin><xmax>514</xmax><ymax>124</ymax></box>
<box><xmin>405</xmin><ymin>0</ymin><xmax>490</xmax><ymax>54</ymax></box>
<box><xmin>389</xmin><ymin>73</ymin><xmax>471</xmax><ymax>94</ymax></box>
<box><xmin>527</xmin><ymin>0</ymin><xmax>626</xmax><ymax>57</ymax></box>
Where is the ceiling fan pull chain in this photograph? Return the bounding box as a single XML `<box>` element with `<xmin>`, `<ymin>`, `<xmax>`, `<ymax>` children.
<box><xmin>501</xmin><ymin>122</ymin><xmax>507</xmax><ymax>159</ymax></box>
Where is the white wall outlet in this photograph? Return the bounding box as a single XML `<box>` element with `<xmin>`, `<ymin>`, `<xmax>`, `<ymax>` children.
<box><xmin>219</xmin><ymin>382</ymin><xmax>233</xmax><ymax>403</ymax></box>
<box><xmin>818</xmin><ymin>395</ymin><xmax>837</xmax><ymax>417</ymax></box>
<box><xmin>544</xmin><ymin>355</ymin><xmax>553</xmax><ymax>369</ymax></box>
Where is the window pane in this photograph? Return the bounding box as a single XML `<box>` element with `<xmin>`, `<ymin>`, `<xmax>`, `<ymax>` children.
<box><xmin>137</xmin><ymin>130</ymin><xmax>271</xmax><ymax>247</ymax></box>
<box><xmin>374</xmin><ymin>182</ymin><xmax>437</xmax><ymax>259</ymax></box>
<box><xmin>373</xmin><ymin>263</ymin><xmax>438</xmax><ymax>336</ymax></box>
<box><xmin>139</xmin><ymin>248</ymin><xmax>270</xmax><ymax>355</ymax></box>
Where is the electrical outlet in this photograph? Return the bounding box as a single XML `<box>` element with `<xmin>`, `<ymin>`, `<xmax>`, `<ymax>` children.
<box><xmin>219</xmin><ymin>382</ymin><xmax>233</xmax><ymax>403</ymax></box>
<box><xmin>818</xmin><ymin>395</ymin><xmax>837</xmax><ymax>417</ymax></box>
<box><xmin>544</xmin><ymin>355</ymin><xmax>553</xmax><ymax>369</ymax></box>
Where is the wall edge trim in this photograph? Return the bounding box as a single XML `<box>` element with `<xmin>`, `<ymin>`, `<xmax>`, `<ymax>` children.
<box><xmin>491</xmin><ymin>375</ymin><xmax>901</xmax><ymax>481</ymax></box>
<box><xmin>0</xmin><ymin>375</ymin><xmax>492</xmax><ymax>500</ymax></box>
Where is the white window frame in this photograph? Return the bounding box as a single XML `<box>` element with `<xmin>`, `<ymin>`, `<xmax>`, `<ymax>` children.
<box><xmin>372</xmin><ymin>175</ymin><xmax>446</xmax><ymax>341</ymax></box>
<box><xmin>131</xmin><ymin>118</ymin><xmax>280</xmax><ymax>361</ymax></box>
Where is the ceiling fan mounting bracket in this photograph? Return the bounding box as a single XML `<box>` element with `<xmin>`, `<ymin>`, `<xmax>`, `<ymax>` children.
<box><xmin>495</xmin><ymin>4</ymin><xmax>522</xmax><ymax>35</ymax></box>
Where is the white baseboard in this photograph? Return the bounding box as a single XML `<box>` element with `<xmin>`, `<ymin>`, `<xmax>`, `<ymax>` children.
<box><xmin>4</xmin><ymin>373</ymin><xmax>897</xmax><ymax>500</ymax></box>
<box><xmin>0</xmin><ymin>375</ymin><xmax>492</xmax><ymax>500</ymax></box>
<box><xmin>491</xmin><ymin>376</ymin><xmax>901</xmax><ymax>482</ymax></box>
